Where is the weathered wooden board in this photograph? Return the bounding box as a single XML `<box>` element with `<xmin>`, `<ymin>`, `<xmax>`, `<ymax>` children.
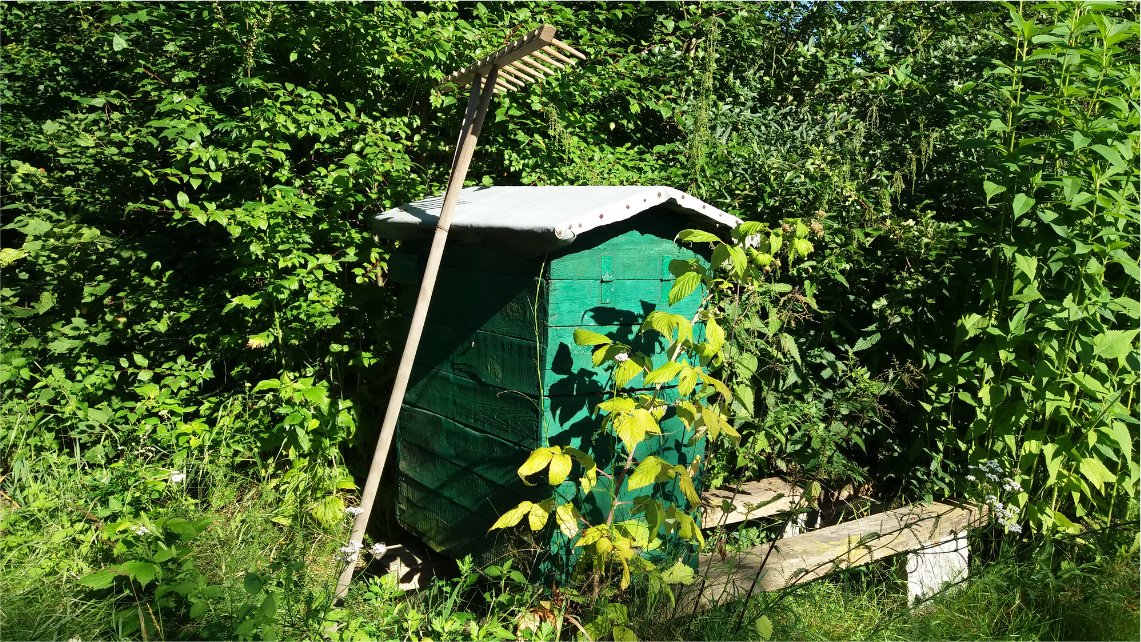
<box><xmin>701</xmin><ymin>478</ymin><xmax>805</xmax><ymax>529</ymax></box>
<box><xmin>414</xmin><ymin>320</ymin><xmax>702</xmax><ymax>395</ymax></box>
<box><xmin>547</xmin><ymin>225</ymin><xmax>705</xmax><ymax>281</ymax></box>
<box><xmin>686</xmin><ymin>502</ymin><xmax>985</xmax><ymax>609</ymax></box>
<box><xmin>546</xmin><ymin>278</ymin><xmax>705</xmax><ymax>327</ymax></box>
<box><xmin>397</xmin><ymin>475</ymin><xmax>529</xmax><ymax>563</ymax></box>
<box><xmin>394</xmin><ymin>240</ymin><xmax>547</xmax><ymax>279</ymax></box>
<box><xmin>398</xmin><ymin>267</ymin><xmax>545</xmax><ymax>340</ymax></box>
<box><xmin>399</xmin><ymin>406</ymin><xmax>534</xmax><ymax>489</ymax></box>
<box><xmin>404</xmin><ymin>367</ymin><xmax>541</xmax><ymax>447</ymax></box>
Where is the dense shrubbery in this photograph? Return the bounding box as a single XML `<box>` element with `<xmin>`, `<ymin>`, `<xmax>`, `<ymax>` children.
<box><xmin>1</xmin><ymin>1</ymin><xmax>1137</xmax><ymax>639</ymax></box>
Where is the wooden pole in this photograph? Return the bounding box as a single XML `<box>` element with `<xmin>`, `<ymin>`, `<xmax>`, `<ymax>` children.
<box><xmin>335</xmin><ymin>66</ymin><xmax>501</xmax><ymax>599</ymax></box>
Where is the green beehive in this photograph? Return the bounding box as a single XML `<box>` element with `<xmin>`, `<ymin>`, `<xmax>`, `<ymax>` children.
<box><xmin>375</xmin><ymin>186</ymin><xmax>738</xmax><ymax>567</ymax></box>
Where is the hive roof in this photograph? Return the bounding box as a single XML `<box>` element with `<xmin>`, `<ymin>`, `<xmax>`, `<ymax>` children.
<box><xmin>374</xmin><ymin>186</ymin><xmax>739</xmax><ymax>254</ymax></box>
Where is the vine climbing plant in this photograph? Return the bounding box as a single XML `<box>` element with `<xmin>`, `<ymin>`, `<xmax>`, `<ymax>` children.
<box><xmin>489</xmin><ymin>218</ymin><xmax>818</xmax><ymax>593</ymax></box>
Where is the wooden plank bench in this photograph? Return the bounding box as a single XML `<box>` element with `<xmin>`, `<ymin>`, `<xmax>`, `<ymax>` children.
<box><xmin>685</xmin><ymin>501</ymin><xmax>986</xmax><ymax>609</ymax></box>
<box><xmin>700</xmin><ymin>478</ymin><xmax>805</xmax><ymax>529</ymax></box>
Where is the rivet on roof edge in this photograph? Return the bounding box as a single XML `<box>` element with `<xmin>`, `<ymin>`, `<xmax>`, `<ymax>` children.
<box><xmin>599</xmin><ymin>214</ymin><xmax>604</xmax><ymax>219</ymax></box>
<box><xmin>626</xmin><ymin>204</ymin><xmax>630</xmax><ymax>209</ymax></box>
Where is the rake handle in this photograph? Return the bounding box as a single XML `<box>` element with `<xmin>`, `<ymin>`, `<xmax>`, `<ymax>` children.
<box><xmin>336</xmin><ymin>66</ymin><xmax>501</xmax><ymax>599</ymax></box>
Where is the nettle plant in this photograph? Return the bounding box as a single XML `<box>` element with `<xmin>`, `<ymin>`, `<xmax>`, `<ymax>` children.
<box><xmin>490</xmin><ymin>219</ymin><xmax>816</xmax><ymax>592</ymax></box>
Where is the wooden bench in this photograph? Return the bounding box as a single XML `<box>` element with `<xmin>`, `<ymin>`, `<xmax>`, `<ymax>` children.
<box><xmin>685</xmin><ymin>500</ymin><xmax>986</xmax><ymax>608</ymax></box>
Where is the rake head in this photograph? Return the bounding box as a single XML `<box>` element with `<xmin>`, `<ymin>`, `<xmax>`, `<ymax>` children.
<box><xmin>440</xmin><ymin>24</ymin><xmax>586</xmax><ymax>94</ymax></box>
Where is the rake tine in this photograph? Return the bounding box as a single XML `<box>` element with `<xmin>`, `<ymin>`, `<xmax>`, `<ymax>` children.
<box><xmin>519</xmin><ymin>55</ymin><xmax>558</xmax><ymax>77</ymax></box>
<box><xmin>498</xmin><ymin>66</ymin><xmax>532</xmax><ymax>85</ymax></box>
<box><xmin>506</xmin><ymin>60</ymin><xmax>544</xmax><ymax>83</ymax></box>
<box><xmin>551</xmin><ymin>38</ymin><xmax>587</xmax><ymax>60</ymax></box>
<box><xmin>541</xmin><ymin>45</ymin><xmax>576</xmax><ymax>65</ymax></box>
<box><xmin>530</xmin><ymin>50</ymin><xmax>567</xmax><ymax>70</ymax></box>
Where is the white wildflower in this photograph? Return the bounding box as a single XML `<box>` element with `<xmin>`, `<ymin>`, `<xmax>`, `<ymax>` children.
<box><xmin>966</xmin><ymin>474</ymin><xmax>976</xmax><ymax>482</ymax></box>
<box><xmin>370</xmin><ymin>542</ymin><xmax>387</xmax><ymax>557</ymax></box>
<box><xmin>335</xmin><ymin>539</ymin><xmax>363</xmax><ymax>563</ymax></box>
<box><xmin>134</xmin><ymin>526</ymin><xmax>150</xmax><ymax>536</ymax></box>
<box><xmin>170</xmin><ymin>471</ymin><xmax>186</xmax><ymax>483</ymax></box>
<box><xmin>614</xmin><ymin>352</ymin><xmax>630</xmax><ymax>362</ymax></box>
<box><xmin>1002</xmin><ymin>478</ymin><xmax>1022</xmax><ymax>493</ymax></box>
<box><xmin>345</xmin><ymin>506</ymin><xmax>364</xmax><ymax>517</ymax></box>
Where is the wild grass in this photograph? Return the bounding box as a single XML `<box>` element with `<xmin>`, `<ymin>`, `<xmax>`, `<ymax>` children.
<box><xmin>642</xmin><ymin>530</ymin><xmax>1140</xmax><ymax>641</ymax></box>
<box><xmin>3</xmin><ymin>433</ymin><xmax>1137</xmax><ymax>641</ymax></box>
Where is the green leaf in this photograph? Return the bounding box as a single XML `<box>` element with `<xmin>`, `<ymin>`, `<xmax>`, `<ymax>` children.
<box><xmin>1012</xmin><ymin>193</ymin><xmax>1035</xmax><ymax>219</ymax></box>
<box><xmin>78</xmin><ymin>568</ymin><xmax>120</xmax><ymax>590</ymax></box>
<box><xmin>243</xmin><ymin>572</ymin><xmax>264</xmax><ymax>596</ymax></box>
<box><xmin>983</xmin><ymin>180</ymin><xmax>1006</xmax><ymax>203</ymax></box>
<box><xmin>164</xmin><ymin>518</ymin><xmax>198</xmax><ymax>540</ymax></box>
<box><xmin>574</xmin><ymin>328</ymin><xmax>612</xmax><ymax>346</ymax></box>
<box><xmin>676</xmin><ymin>229</ymin><xmax>720</xmax><ymax>244</ymax></box>
<box><xmin>661</xmin><ymin>560</ymin><xmax>695</xmax><ymax>585</ymax></box>
<box><xmin>176</xmin><ymin>191</ymin><xmax>189</xmax><ymax>208</ymax></box>
<box><xmin>755</xmin><ymin>615</ymin><xmax>774</xmax><ymax>641</ymax></box>
<box><xmin>615</xmin><ymin>358</ymin><xmax>643</xmax><ymax>388</ymax></box>
<box><xmin>644</xmin><ymin>360</ymin><xmax>684</xmax><ymax>386</ymax></box>
<box><xmin>852</xmin><ymin>332</ymin><xmax>880</xmax><ymax>352</ymax></box>
<box><xmin>1013</xmin><ymin>254</ymin><xmax>1038</xmax><ymax>277</ymax></box>
<box><xmin>1091</xmin><ymin>330</ymin><xmax>1138</xmax><ymax>362</ymax></box>
<box><xmin>112</xmin><ymin>33</ymin><xmax>128</xmax><ymax>51</ymax></box>
<box><xmin>669</xmin><ymin>271</ymin><xmax>702</xmax><ymax>306</ymax></box>
<box><xmin>122</xmin><ymin>561</ymin><xmax>160</xmax><ymax>588</ymax></box>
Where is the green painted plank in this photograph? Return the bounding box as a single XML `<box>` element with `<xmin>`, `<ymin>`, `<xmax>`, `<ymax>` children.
<box><xmin>397</xmin><ymin>476</ymin><xmax>528</xmax><ymax>562</ymax></box>
<box><xmin>416</xmin><ymin>321</ymin><xmax>544</xmax><ymax>393</ymax></box>
<box><xmin>398</xmin><ymin>240</ymin><xmax>547</xmax><ymax>278</ymax></box>
<box><xmin>544</xmin><ymin>323</ymin><xmax>706</xmax><ymax>395</ymax></box>
<box><xmin>399</xmin><ymin>267</ymin><xmax>546</xmax><ymax>340</ymax></box>
<box><xmin>404</xmin><ymin>366</ymin><xmax>541</xmax><ymax>447</ymax></box>
<box><xmin>413</xmin><ymin>320</ymin><xmax>706</xmax><ymax>395</ymax></box>
<box><xmin>548</xmin><ymin>226</ymin><xmax>706</xmax><ymax>280</ymax></box>
<box><xmin>547</xmin><ymin>278</ymin><xmax>706</xmax><ymax>327</ymax></box>
<box><xmin>399</xmin><ymin>405</ymin><xmax>535</xmax><ymax>489</ymax></box>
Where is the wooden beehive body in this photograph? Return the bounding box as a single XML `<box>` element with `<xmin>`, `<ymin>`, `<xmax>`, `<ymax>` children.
<box><xmin>377</xmin><ymin>187</ymin><xmax>735</xmax><ymax>567</ymax></box>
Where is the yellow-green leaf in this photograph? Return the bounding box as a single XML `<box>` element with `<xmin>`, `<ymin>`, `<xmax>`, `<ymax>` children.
<box><xmin>574</xmin><ymin>328</ymin><xmax>612</xmax><ymax>346</ymax></box>
<box><xmin>554</xmin><ymin>503</ymin><xmax>580</xmax><ymax>539</ymax></box>
<box><xmin>615</xmin><ymin>359</ymin><xmax>643</xmax><ymax>388</ymax></box>
<box><xmin>489</xmin><ymin>501</ymin><xmax>533</xmax><ymax>531</ymax></box>
<box><xmin>528</xmin><ymin>501</ymin><xmax>552</xmax><ymax>531</ymax></box>
<box><xmin>548</xmin><ymin>452</ymin><xmax>573</xmax><ymax>486</ymax></box>
<box><xmin>627</xmin><ymin>456</ymin><xmax>665</xmax><ymax>490</ymax></box>
<box><xmin>517</xmin><ymin>448</ymin><xmax>554</xmax><ymax>485</ymax></box>
<box><xmin>644</xmin><ymin>360</ymin><xmax>684</xmax><ymax>386</ymax></box>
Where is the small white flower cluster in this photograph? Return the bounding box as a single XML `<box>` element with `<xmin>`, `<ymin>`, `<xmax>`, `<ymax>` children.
<box><xmin>614</xmin><ymin>352</ymin><xmax>630</xmax><ymax>363</ymax></box>
<box><xmin>134</xmin><ymin>526</ymin><xmax>150</xmax><ymax>536</ymax></box>
<box><xmin>334</xmin><ymin>539</ymin><xmax>387</xmax><ymax>563</ymax></box>
<box><xmin>985</xmin><ymin>495</ymin><xmax>1023</xmax><ymax>533</ymax></box>
<box><xmin>968</xmin><ymin>460</ymin><xmax>1024</xmax><ymax>534</ymax></box>
<box><xmin>335</xmin><ymin>539</ymin><xmax>363</xmax><ymax>563</ymax></box>
<box><xmin>170</xmin><ymin>470</ymin><xmax>186</xmax><ymax>483</ymax></box>
<box><xmin>344</xmin><ymin>506</ymin><xmax>364</xmax><ymax>517</ymax></box>
<box><xmin>969</xmin><ymin>459</ymin><xmax>1004</xmax><ymax>482</ymax></box>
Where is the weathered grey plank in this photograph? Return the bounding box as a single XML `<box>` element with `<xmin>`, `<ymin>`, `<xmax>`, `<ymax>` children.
<box><xmin>687</xmin><ymin>502</ymin><xmax>985</xmax><ymax>609</ymax></box>
<box><xmin>701</xmin><ymin>479</ymin><xmax>805</xmax><ymax>529</ymax></box>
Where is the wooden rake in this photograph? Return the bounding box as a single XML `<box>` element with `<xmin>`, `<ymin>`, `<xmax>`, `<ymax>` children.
<box><xmin>336</xmin><ymin>25</ymin><xmax>585</xmax><ymax>599</ymax></box>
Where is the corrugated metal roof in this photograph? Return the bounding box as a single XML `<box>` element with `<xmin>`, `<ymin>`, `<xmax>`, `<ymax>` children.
<box><xmin>373</xmin><ymin>186</ymin><xmax>739</xmax><ymax>254</ymax></box>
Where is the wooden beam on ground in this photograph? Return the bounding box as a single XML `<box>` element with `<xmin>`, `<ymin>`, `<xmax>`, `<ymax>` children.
<box><xmin>701</xmin><ymin>478</ymin><xmax>804</xmax><ymax>529</ymax></box>
<box><xmin>685</xmin><ymin>501</ymin><xmax>986</xmax><ymax>610</ymax></box>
